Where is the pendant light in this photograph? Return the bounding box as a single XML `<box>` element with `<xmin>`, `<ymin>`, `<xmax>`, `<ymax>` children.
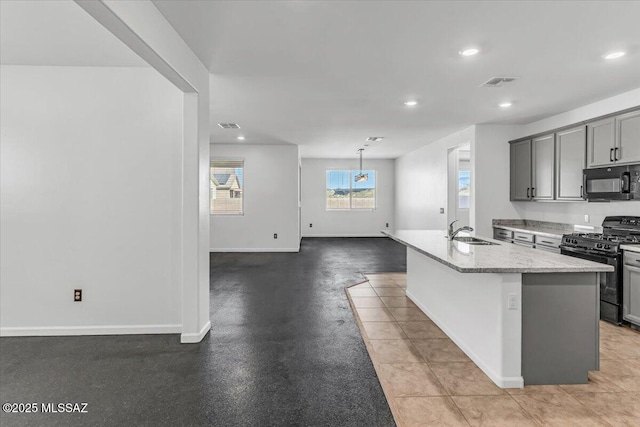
<box><xmin>354</xmin><ymin>148</ymin><xmax>368</xmax><ymax>182</ymax></box>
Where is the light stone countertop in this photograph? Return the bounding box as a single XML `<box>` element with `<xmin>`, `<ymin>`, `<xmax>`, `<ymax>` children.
<box><xmin>382</xmin><ymin>229</ymin><xmax>614</xmax><ymax>274</ymax></box>
<box><xmin>621</xmin><ymin>245</ymin><xmax>640</xmax><ymax>254</ymax></box>
<box><xmin>492</xmin><ymin>219</ymin><xmax>576</xmax><ymax>239</ymax></box>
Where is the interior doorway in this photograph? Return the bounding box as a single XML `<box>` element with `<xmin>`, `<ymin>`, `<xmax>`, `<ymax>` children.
<box><xmin>447</xmin><ymin>144</ymin><xmax>471</xmax><ymax>227</ymax></box>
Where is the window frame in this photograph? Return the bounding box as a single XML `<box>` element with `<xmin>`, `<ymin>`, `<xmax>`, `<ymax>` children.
<box><xmin>210</xmin><ymin>158</ymin><xmax>245</xmax><ymax>216</ymax></box>
<box><xmin>325</xmin><ymin>168</ymin><xmax>377</xmax><ymax>211</ymax></box>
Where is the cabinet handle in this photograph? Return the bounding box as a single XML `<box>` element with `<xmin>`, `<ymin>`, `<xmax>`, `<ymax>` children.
<box><xmin>526</xmin><ymin>188</ymin><xmax>530</xmax><ymax>198</ymax></box>
<box><xmin>610</xmin><ymin>148</ymin><xmax>614</xmax><ymax>162</ymax></box>
<box><xmin>580</xmin><ymin>185</ymin><xmax>584</xmax><ymax>198</ymax></box>
<box><xmin>615</xmin><ymin>147</ymin><xmax>619</xmax><ymax>161</ymax></box>
<box><xmin>532</xmin><ymin>187</ymin><xmax>535</xmax><ymax>198</ymax></box>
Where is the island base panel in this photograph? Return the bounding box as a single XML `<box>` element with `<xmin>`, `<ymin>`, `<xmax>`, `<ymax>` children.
<box><xmin>522</xmin><ymin>272</ymin><xmax>599</xmax><ymax>385</ymax></box>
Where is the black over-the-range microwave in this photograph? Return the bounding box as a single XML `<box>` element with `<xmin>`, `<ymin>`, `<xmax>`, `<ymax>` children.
<box><xmin>583</xmin><ymin>164</ymin><xmax>640</xmax><ymax>201</ymax></box>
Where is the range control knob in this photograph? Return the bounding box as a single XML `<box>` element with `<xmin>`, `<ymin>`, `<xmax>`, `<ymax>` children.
<box><xmin>604</xmin><ymin>245</ymin><xmax>611</xmax><ymax>250</ymax></box>
<box><xmin>596</xmin><ymin>243</ymin><xmax>603</xmax><ymax>249</ymax></box>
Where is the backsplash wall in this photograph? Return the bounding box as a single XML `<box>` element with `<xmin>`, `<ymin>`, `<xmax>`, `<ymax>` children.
<box><xmin>512</xmin><ymin>201</ymin><xmax>640</xmax><ymax>228</ymax></box>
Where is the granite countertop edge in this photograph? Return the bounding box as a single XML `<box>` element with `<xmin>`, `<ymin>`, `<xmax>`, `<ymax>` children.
<box><xmin>492</xmin><ymin>224</ymin><xmax>567</xmax><ymax>239</ymax></box>
<box><xmin>621</xmin><ymin>244</ymin><xmax>640</xmax><ymax>253</ymax></box>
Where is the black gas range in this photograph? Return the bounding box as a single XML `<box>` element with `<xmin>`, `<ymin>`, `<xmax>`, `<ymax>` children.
<box><xmin>560</xmin><ymin>216</ymin><xmax>640</xmax><ymax>325</ymax></box>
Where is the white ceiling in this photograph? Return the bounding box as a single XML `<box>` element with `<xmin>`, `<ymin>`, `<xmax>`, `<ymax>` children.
<box><xmin>0</xmin><ymin>0</ymin><xmax>147</xmax><ymax>67</ymax></box>
<box><xmin>154</xmin><ymin>0</ymin><xmax>640</xmax><ymax>158</ymax></box>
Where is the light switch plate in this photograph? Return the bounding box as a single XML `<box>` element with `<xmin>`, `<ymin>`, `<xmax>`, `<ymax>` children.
<box><xmin>584</xmin><ymin>214</ymin><xmax>590</xmax><ymax>223</ymax></box>
<box><xmin>507</xmin><ymin>293</ymin><xmax>519</xmax><ymax>310</ymax></box>
<box><xmin>440</xmin><ymin>208</ymin><xmax>445</xmax><ymax>214</ymax></box>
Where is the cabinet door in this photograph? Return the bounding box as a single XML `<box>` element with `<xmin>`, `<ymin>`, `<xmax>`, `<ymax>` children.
<box><xmin>623</xmin><ymin>263</ymin><xmax>640</xmax><ymax>326</ymax></box>
<box><xmin>510</xmin><ymin>140</ymin><xmax>532</xmax><ymax>201</ymax></box>
<box><xmin>616</xmin><ymin>110</ymin><xmax>640</xmax><ymax>165</ymax></box>
<box><xmin>587</xmin><ymin>117</ymin><xmax>615</xmax><ymax>168</ymax></box>
<box><xmin>532</xmin><ymin>134</ymin><xmax>555</xmax><ymax>200</ymax></box>
<box><xmin>556</xmin><ymin>126</ymin><xmax>586</xmax><ymax>201</ymax></box>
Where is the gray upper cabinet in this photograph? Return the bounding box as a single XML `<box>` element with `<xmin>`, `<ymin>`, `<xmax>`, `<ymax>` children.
<box><xmin>510</xmin><ymin>140</ymin><xmax>532</xmax><ymax>201</ymax></box>
<box><xmin>556</xmin><ymin>126</ymin><xmax>586</xmax><ymax>201</ymax></box>
<box><xmin>587</xmin><ymin>117</ymin><xmax>615</xmax><ymax>168</ymax></box>
<box><xmin>532</xmin><ymin>134</ymin><xmax>555</xmax><ymax>200</ymax></box>
<box><xmin>616</xmin><ymin>110</ymin><xmax>640</xmax><ymax>165</ymax></box>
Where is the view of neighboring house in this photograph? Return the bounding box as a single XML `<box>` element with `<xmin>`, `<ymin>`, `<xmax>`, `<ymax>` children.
<box><xmin>210</xmin><ymin>168</ymin><xmax>243</xmax><ymax>214</ymax></box>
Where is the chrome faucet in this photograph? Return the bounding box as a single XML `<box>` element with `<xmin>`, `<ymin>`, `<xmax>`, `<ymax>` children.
<box><xmin>448</xmin><ymin>220</ymin><xmax>474</xmax><ymax>241</ymax></box>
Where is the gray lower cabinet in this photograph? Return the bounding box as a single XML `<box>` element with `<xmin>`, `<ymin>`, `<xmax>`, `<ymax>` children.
<box><xmin>556</xmin><ymin>126</ymin><xmax>586</xmax><ymax>201</ymax></box>
<box><xmin>623</xmin><ymin>252</ymin><xmax>640</xmax><ymax>327</ymax></box>
<box><xmin>510</xmin><ymin>140</ymin><xmax>532</xmax><ymax>201</ymax></box>
<box><xmin>532</xmin><ymin>134</ymin><xmax>555</xmax><ymax>200</ymax></box>
<box><xmin>616</xmin><ymin>110</ymin><xmax>640</xmax><ymax>165</ymax></box>
<box><xmin>493</xmin><ymin>227</ymin><xmax>513</xmax><ymax>242</ymax></box>
<box><xmin>587</xmin><ymin>117</ymin><xmax>616</xmax><ymax>168</ymax></box>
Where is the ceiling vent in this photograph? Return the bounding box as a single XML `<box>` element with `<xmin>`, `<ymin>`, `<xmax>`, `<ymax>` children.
<box><xmin>218</xmin><ymin>123</ymin><xmax>241</xmax><ymax>129</ymax></box>
<box><xmin>480</xmin><ymin>77</ymin><xmax>519</xmax><ymax>87</ymax></box>
<box><xmin>366</xmin><ymin>137</ymin><xmax>384</xmax><ymax>142</ymax></box>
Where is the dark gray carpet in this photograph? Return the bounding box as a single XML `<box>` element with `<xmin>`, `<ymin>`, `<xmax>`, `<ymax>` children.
<box><xmin>0</xmin><ymin>237</ymin><xmax>406</xmax><ymax>426</ymax></box>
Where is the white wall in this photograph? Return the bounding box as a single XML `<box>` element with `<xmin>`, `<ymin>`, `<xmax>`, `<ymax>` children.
<box><xmin>210</xmin><ymin>144</ymin><xmax>300</xmax><ymax>251</ymax></box>
<box><xmin>473</xmin><ymin>125</ymin><xmax>523</xmax><ymax>237</ymax></box>
<box><xmin>0</xmin><ymin>66</ymin><xmax>183</xmax><ymax>335</ymax></box>
<box><xmin>512</xmin><ymin>88</ymin><xmax>640</xmax><ymax>227</ymax></box>
<box><xmin>77</xmin><ymin>0</ymin><xmax>213</xmax><ymax>343</ymax></box>
<box><xmin>395</xmin><ymin>126</ymin><xmax>475</xmax><ymax>230</ymax></box>
<box><xmin>301</xmin><ymin>158</ymin><xmax>395</xmax><ymax>237</ymax></box>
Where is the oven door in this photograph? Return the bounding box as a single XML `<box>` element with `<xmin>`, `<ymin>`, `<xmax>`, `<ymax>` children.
<box><xmin>584</xmin><ymin>166</ymin><xmax>632</xmax><ymax>201</ymax></box>
<box><xmin>560</xmin><ymin>246</ymin><xmax>622</xmax><ymax>324</ymax></box>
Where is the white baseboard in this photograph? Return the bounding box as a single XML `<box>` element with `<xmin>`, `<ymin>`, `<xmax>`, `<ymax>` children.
<box><xmin>301</xmin><ymin>234</ymin><xmax>387</xmax><ymax>238</ymax></box>
<box><xmin>0</xmin><ymin>324</ymin><xmax>182</xmax><ymax>337</ymax></box>
<box><xmin>406</xmin><ymin>290</ymin><xmax>524</xmax><ymax>389</ymax></box>
<box><xmin>181</xmin><ymin>320</ymin><xmax>211</xmax><ymax>344</ymax></box>
<box><xmin>210</xmin><ymin>247</ymin><xmax>299</xmax><ymax>252</ymax></box>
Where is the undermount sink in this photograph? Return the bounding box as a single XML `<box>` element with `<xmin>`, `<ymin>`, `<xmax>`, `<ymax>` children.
<box><xmin>452</xmin><ymin>236</ymin><xmax>498</xmax><ymax>245</ymax></box>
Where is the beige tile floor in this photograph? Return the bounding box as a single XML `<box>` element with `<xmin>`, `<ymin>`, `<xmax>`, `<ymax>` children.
<box><xmin>346</xmin><ymin>273</ymin><xmax>640</xmax><ymax>427</ymax></box>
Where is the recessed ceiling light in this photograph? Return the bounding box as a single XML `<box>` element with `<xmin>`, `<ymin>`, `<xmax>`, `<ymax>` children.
<box><xmin>603</xmin><ymin>51</ymin><xmax>626</xmax><ymax>60</ymax></box>
<box><xmin>459</xmin><ymin>48</ymin><xmax>479</xmax><ymax>56</ymax></box>
<box><xmin>237</xmin><ymin>136</ymin><xmax>245</xmax><ymax>140</ymax></box>
<box><xmin>404</xmin><ymin>100</ymin><xmax>418</xmax><ymax>107</ymax></box>
<box><xmin>499</xmin><ymin>102</ymin><xmax>512</xmax><ymax>108</ymax></box>
<box><xmin>366</xmin><ymin>137</ymin><xmax>384</xmax><ymax>142</ymax></box>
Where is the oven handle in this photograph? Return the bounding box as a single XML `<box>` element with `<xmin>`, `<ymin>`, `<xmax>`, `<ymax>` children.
<box><xmin>560</xmin><ymin>245</ymin><xmax>618</xmax><ymax>262</ymax></box>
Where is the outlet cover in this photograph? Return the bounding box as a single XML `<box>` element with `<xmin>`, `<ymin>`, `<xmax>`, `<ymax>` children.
<box><xmin>74</xmin><ymin>289</ymin><xmax>82</xmax><ymax>302</ymax></box>
<box><xmin>584</xmin><ymin>214</ymin><xmax>590</xmax><ymax>223</ymax></box>
<box><xmin>440</xmin><ymin>208</ymin><xmax>445</xmax><ymax>214</ymax></box>
<box><xmin>273</xmin><ymin>233</ymin><xmax>278</xmax><ymax>239</ymax></box>
<box><xmin>386</xmin><ymin>223</ymin><xmax>389</xmax><ymax>228</ymax></box>
<box><xmin>507</xmin><ymin>293</ymin><xmax>519</xmax><ymax>310</ymax></box>
<box><xmin>309</xmin><ymin>223</ymin><xmax>313</xmax><ymax>228</ymax></box>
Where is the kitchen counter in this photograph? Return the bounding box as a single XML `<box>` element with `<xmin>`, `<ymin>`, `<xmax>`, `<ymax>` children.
<box><xmin>381</xmin><ymin>229</ymin><xmax>613</xmax><ymax>274</ymax></box>
<box><xmin>383</xmin><ymin>229</ymin><xmax>607</xmax><ymax>389</ymax></box>
<box><xmin>492</xmin><ymin>219</ymin><xmax>577</xmax><ymax>239</ymax></box>
<box><xmin>621</xmin><ymin>245</ymin><xmax>640</xmax><ymax>253</ymax></box>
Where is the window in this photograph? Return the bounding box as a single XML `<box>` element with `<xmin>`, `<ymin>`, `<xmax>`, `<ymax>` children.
<box><xmin>326</xmin><ymin>170</ymin><xmax>376</xmax><ymax>210</ymax></box>
<box><xmin>210</xmin><ymin>160</ymin><xmax>244</xmax><ymax>215</ymax></box>
<box><xmin>458</xmin><ymin>170</ymin><xmax>470</xmax><ymax>209</ymax></box>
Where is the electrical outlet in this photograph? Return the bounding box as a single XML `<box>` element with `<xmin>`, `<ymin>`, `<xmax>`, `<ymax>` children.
<box><xmin>440</xmin><ymin>208</ymin><xmax>445</xmax><ymax>214</ymax></box>
<box><xmin>309</xmin><ymin>223</ymin><xmax>313</xmax><ymax>228</ymax></box>
<box><xmin>74</xmin><ymin>289</ymin><xmax>82</xmax><ymax>302</ymax></box>
<box><xmin>507</xmin><ymin>293</ymin><xmax>519</xmax><ymax>310</ymax></box>
<box><xmin>584</xmin><ymin>214</ymin><xmax>590</xmax><ymax>223</ymax></box>
<box><xmin>273</xmin><ymin>233</ymin><xmax>278</xmax><ymax>239</ymax></box>
<box><xmin>386</xmin><ymin>223</ymin><xmax>389</xmax><ymax>228</ymax></box>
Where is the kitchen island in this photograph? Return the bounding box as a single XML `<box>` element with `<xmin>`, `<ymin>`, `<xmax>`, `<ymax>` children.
<box><xmin>382</xmin><ymin>229</ymin><xmax>614</xmax><ymax>388</ymax></box>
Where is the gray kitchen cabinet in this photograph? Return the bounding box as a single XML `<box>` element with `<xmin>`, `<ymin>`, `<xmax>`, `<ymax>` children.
<box><xmin>623</xmin><ymin>251</ymin><xmax>640</xmax><ymax>327</ymax></box>
<box><xmin>556</xmin><ymin>126</ymin><xmax>586</xmax><ymax>201</ymax></box>
<box><xmin>510</xmin><ymin>140</ymin><xmax>532</xmax><ymax>201</ymax></box>
<box><xmin>616</xmin><ymin>110</ymin><xmax>640</xmax><ymax>165</ymax></box>
<box><xmin>587</xmin><ymin>117</ymin><xmax>615</xmax><ymax>168</ymax></box>
<box><xmin>493</xmin><ymin>227</ymin><xmax>513</xmax><ymax>242</ymax></box>
<box><xmin>532</xmin><ymin>134</ymin><xmax>555</xmax><ymax>200</ymax></box>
